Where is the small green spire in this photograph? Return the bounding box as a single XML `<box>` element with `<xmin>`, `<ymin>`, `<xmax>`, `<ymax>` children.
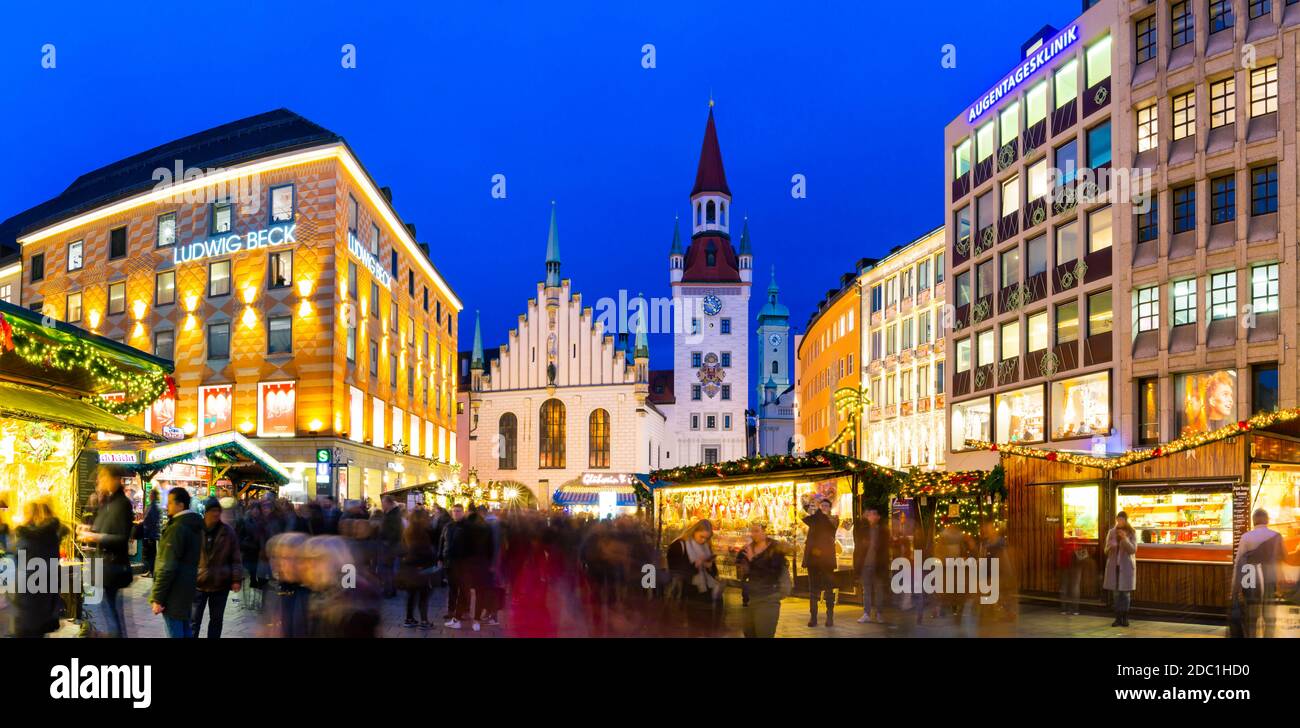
<box><xmin>738</xmin><ymin>216</ymin><xmax>752</xmax><ymax>255</ymax></box>
<box><xmin>545</xmin><ymin>201</ymin><xmax>561</xmax><ymax>287</ymax></box>
<box><xmin>471</xmin><ymin>310</ymin><xmax>484</xmax><ymax>370</ymax></box>
<box><xmin>768</xmin><ymin>264</ymin><xmax>779</xmax><ymax>297</ymax></box>
<box><xmin>634</xmin><ymin>311</ymin><xmax>649</xmax><ymax>358</ymax></box>
<box><xmin>670</xmin><ymin>216</ymin><xmax>683</xmax><ymax>255</ymax></box>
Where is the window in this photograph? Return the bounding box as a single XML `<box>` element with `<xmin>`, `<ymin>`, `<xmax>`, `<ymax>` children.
<box><xmin>268</xmin><ymin>250</ymin><xmax>292</xmax><ymax>289</ymax></box>
<box><xmin>1136</xmin><ymin>103</ymin><xmax>1158</xmax><ymax>152</ymax></box>
<box><xmin>1087</xmin><ymin>121</ymin><xmax>1111</xmax><ymax>168</ymax></box>
<box><xmin>1051</xmin><ymin>371</ymin><xmax>1111</xmax><ymax>438</ymax></box>
<box><xmin>0</xmin><ymin>285</ymin><xmax>10</xmax><ymax>303</ymax></box>
<box><xmin>1173</xmin><ymin>279</ymin><xmax>1197</xmax><ymax>326</ymax></box>
<box><xmin>1029</xmin><ymin>309</ymin><xmax>1050</xmax><ymax>351</ymax></box>
<box><xmin>954</xmin><ymin>138</ymin><xmax>972</xmax><ymax>178</ymax></box>
<box><xmin>66</xmin><ymin>291</ymin><xmax>82</xmax><ymax>323</ymax></box>
<box><xmin>155</xmin><ymin>270</ymin><xmax>176</xmax><ymax>306</ymax></box>
<box><xmin>1175</xmin><ymin>370</ymin><xmax>1237</xmax><ymax>434</ymax></box>
<box><xmin>977</xmin><ymin>259</ymin><xmax>995</xmax><ymax>300</ymax></box>
<box><xmin>1135</xmin><ymin>286</ymin><xmax>1159</xmax><ymax>332</ymax></box>
<box><xmin>370</xmin><ymin>223</ymin><xmax>381</xmax><ymax>256</ymax></box>
<box><xmin>156</xmin><ymin>213</ymin><xmax>177</xmax><ymax>247</ymax></box>
<box><xmin>1251</xmin><ymin>263</ymin><xmax>1279</xmax><ymax>313</ymax></box>
<box><xmin>1000</xmin><ymin>320</ymin><xmax>1020</xmax><ymax>360</ymax></box>
<box><xmin>1054</xmin><ymin>58</ymin><xmax>1078</xmax><ymax>109</ymax></box>
<box><xmin>1135</xmin><ymin>14</ymin><xmax>1157</xmax><ymax>63</ymax></box>
<box><xmin>1249</xmin><ymin>0</ymin><xmax>1272</xmax><ymax>20</ymax></box>
<box><xmin>1137</xmin><ymin>377</ymin><xmax>1160</xmax><ymax>444</ymax></box>
<box><xmin>1172</xmin><ymin>185</ymin><xmax>1196</xmax><ymax>233</ymax></box>
<box><xmin>498</xmin><ymin>413</ymin><xmax>517</xmax><ymax>469</ymax></box>
<box><xmin>1210</xmin><ymin>175</ymin><xmax>1236</xmax><ymax>224</ymax></box>
<box><xmin>390</xmin><ymin>353</ymin><xmax>398</xmax><ymax>389</ymax></box>
<box><xmin>935</xmin><ymin>253</ymin><xmax>945</xmax><ymax>283</ymax></box>
<box><xmin>1210</xmin><ymin>78</ymin><xmax>1235</xmax><ymax>128</ymax></box>
<box><xmin>1171</xmin><ymin>2</ymin><xmax>1194</xmax><ymax>49</ymax></box>
<box><xmin>1088</xmin><ymin>206</ymin><xmax>1112</xmax><ymax>253</ymax></box>
<box><xmin>1028</xmin><ymin>158</ymin><xmax>1049</xmax><ymax>201</ymax></box>
<box><xmin>108</xmin><ymin>282</ymin><xmax>126</xmax><ymax>315</ymax></box>
<box><xmin>1086</xmin><ymin>35</ymin><xmax>1111</xmax><ymax>87</ymax></box>
<box><xmin>1172</xmin><ymin>90</ymin><xmax>1195</xmax><ymax>140</ymax></box>
<box><xmin>1251</xmin><ymin>165</ymin><xmax>1278</xmax><ymax>215</ymax></box>
<box><xmin>977</xmin><ymin>329</ymin><xmax>995</xmax><ymax>367</ymax></box>
<box><xmin>976</xmin><ymin>121</ymin><xmax>996</xmax><ymax>163</ymax></box>
<box><xmin>211</xmin><ymin>204</ymin><xmax>233</xmax><ymax>234</ymax></box>
<box><xmin>691</xmin><ymin>352</ymin><xmax>702</xmax><ymax>368</ymax></box>
<box><xmin>209</xmin><ymin>260</ymin><xmax>231</xmax><ymax>297</ymax></box>
<box><xmin>30</xmin><ymin>253</ymin><xmax>44</xmax><ymax>282</ymax></box>
<box><xmin>1001</xmin><ymin>248</ymin><xmax>1021</xmax><ymax>289</ymax></box>
<box><xmin>956</xmin><ymin>338</ymin><xmax>971</xmax><ymax>372</ymax></box>
<box><xmin>346</xmin><ymin>324</ymin><xmax>356</xmax><ymax>362</ymax></box>
<box><xmin>1026</xmin><ymin>80</ymin><xmax>1048</xmax><ymax>128</ymax></box>
<box><xmin>67</xmin><ymin>240</ymin><xmax>84</xmax><ymax>271</ymax></box>
<box><xmin>691</xmin><ymin>385</ymin><xmax>702</xmax><ymax>401</ymax></box>
<box><xmin>369</xmin><ymin>340</ymin><xmax>379</xmax><ymax>377</ymax></box>
<box><xmin>208</xmin><ymin>322</ymin><xmax>230</xmax><ymax>360</ymax></box>
<box><xmin>148</xmin><ymin>329</ymin><xmax>174</xmax><ymax>362</ymax></box>
<box><xmin>1252</xmin><ymin>364</ymin><xmax>1279</xmax><ymax>414</ymax></box>
<box><xmin>347</xmin><ymin>262</ymin><xmax>358</xmax><ymax>300</ymax></box>
<box><xmin>1027</xmin><ymin>234</ymin><xmax>1048</xmax><ymax>278</ymax></box>
<box><xmin>370</xmin><ymin>283</ymin><xmax>380</xmax><ymax>318</ymax></box>
<box><xmin>720</xmin><ymin>318</ymin><xmax>732</xmax><ymax>334</ymax></box>
<box><xmin>1056</xmin><ymin>300</ymin><xmax>1079</xmax><ymax>344</ymax></box>
<box><xmin>1055</xmin><ymin>220</ymin><xmax>1079</xmax><ymax>265</ymax></box>
<box><xmin>1055</xmin><ymin>139</ymin><xmax>1078</xmax><ymax>184</ymax></box>
<box><xmin>270</xmin><ymin>184</ymin><xmax>294</xmax><ymax>222</ymax></box>
<box><xmin>539</xmin><ymin>399</ymin><xmax>566</xmax><ymax>469</ymax></box>
<box><xmin>1210</xmin><ymin>0</ymin><xmax>1234</xmax><ymax>33</ymax></box>
<box><xmin>995</xmin><ymin>385</ymin><xmax>1046</xmax><ymax>443</ymax></box>
<box><xmin>1088</xmin><ymin>290</ymin><xmax>1113</xmax><ymax>336</ymax></box>
<box><xmin>956</xmin><ymin>271</ymin><xmax>971</xmax><ymax>307</ymax></box>
<box><xmin>578</xmin><ymin>408</ymin><xmax>610</xmax><ymax>469</ymax></box>
<box><xmin>919</xmin><ymin>260</ymin><xmax>930</xmax><ymax>291</ymax></box>
<box><xmin>268</xmin><ymin>316</ymin><xmax>292</xmax><ymax>354</ymax></box>
<box><xmin>950</xmin><ymin>398</ymin><xmax>991</xmax><ymax>451</ymax></box>
<box><xmin>1251</xmin><ymin>64</ymin><xmax>1278</xmax><ymax>117</ymax></box>
<box><xmin>721</xmin><ymin>352</ymin><xmax>732</xmax><ymax>367</ymax></box>
<box><xmin>1209</xmin><ymin>271</ymin><xmax>1237</xmax><ymax>319</ymax></box>
<box><xmin>722</xmin><ymin>384</ymin><xmax>732</xmax><ymax>400</ymax></box>
<box><xmin>348</xmin><ymin>196</ymin><xmax>359</xmax><ymax>232</ymax></box>
<box><xmin>390</xmin><ymin>251</ymin><xmax>399</xmax><ymax>279</ymax></box>
<box><xmin>1001</xmin><ymin>175</ymin><xmax>1020</xmax><ymax>217</ymax></box>
<box><xmin>1000</xmin><ymin>102</ymin><xmax>1019</xmax><ymax>147</ymax></box>
<box><xmin>1137</xmin><ymin>194</ymin><xmax>1159</xmax><ymax>242</ymax></box>
<box><xmin>705</xmin><ymin>415</ymin><xmax>718</xmax><ymax>430</ymax></box>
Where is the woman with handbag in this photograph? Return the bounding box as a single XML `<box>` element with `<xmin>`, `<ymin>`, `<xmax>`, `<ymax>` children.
<box><xmin>737</xmin><ymin>521</ymin><xmax>788</xmax><ymax>638</ymax></box>
<box><xmin>666</xmin><ymin>519</ymin><xmax>722</xmax><ymax>634</ymax></box>
<box><xmin>1103</xmin><ymin>512</ymin><xmax>1137</xmax><ymax>627</ymax></box>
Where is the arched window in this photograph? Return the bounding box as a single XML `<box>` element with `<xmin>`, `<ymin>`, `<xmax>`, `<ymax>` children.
<box><xmin>539</xmin><ymin>399</ymin><xmax>566</xmax><ymax>469</ymax></box>
<box><xmin>771</xmin><ymin>360</ymin><xmax>779</xmax><ymax>375</ymax></box>
<box><xmin>720</xmin><ymin>202</ymin><xmax>727</xmax><ymax>226</ymax></box>
<box><xmin>696</xmin><ymin>203</ymin><xmax>702</xmax><ymax>226</ymax></box>
<box><xmin>588</xmin><ymin>409</ymin><xmax>610</xmax><ymax>468</ymax></box>
<box><xmin>497</xmin><ymin>413</ymin><xmax>517</xmax><ymax>470</ymax></box>
<box><xmin>705</xmin><ymin>241</ymin><xmax>717</xmax><ymax>266</ymax></box>
<box><xmin>706</xmin><ymin>200</ymin><xmax>717</xmax><ymax>224</ymax></box>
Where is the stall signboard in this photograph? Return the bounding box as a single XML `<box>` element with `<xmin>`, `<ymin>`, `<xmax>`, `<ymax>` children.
<box><xmin>580</xmin><ymin>472</ymin><xmax>637</xmax><ymax>486</ymax></box>
<box><xmin>199</xmin><ymin>384</ymin><xmax>234</xmax><ymax>437</ymax></box>
<box><xmin>258</xmin><ymin>381</ymin><xmax>296</xmax><ymax>437</ymax></box>
<box><xmin>98</xmin><ymin>451</ymin><xmax>139</xmax><ymax>465</ymax></box>
<box><xmin>1175</xmin><ymin>370</ymin><xmax>1236</xmax><ymax>436</ymax></box>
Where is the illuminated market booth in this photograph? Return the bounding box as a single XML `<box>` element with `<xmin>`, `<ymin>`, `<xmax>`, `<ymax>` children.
<box><xmin>382</xmin><ymin>470</ymin><xmax>538</xmax><ymax>511</ymax></box>
<box><xmin>0</xmin><ymin>302</ymin><xmax>170</xmax><ymax>536</ymax></box>
<box><xmin>100</xmin><ymin>431</ymin><xmax>291</xmax><ymax>510</ymax></box>
<box><xmin>552</xmin><ymin>472</ymin><xmax>650</xmax><ymax>519</ymax></box>
<box><xmin>986</xmin><ymin>407</ymin><xmax>1300</xmax><ymax>618</ymax></box>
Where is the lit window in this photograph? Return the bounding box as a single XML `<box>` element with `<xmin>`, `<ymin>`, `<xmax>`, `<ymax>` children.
<box><xmin>67</xmin><ymin>240</ymin><xmax>84</xmax><ymax>271</ymax></box>
<box><xmin>66</xmin><ymin>291</ymin><xmax>82</xmax><ymax>322</ymax></box>
<box><xmin>211</xmin><ymin>203</ymin><xmax>233</xmax><ymax>234</ymax></box>
<box><xmin>1056</xmin><ymin>219</ymin><xmax>1079</xmax><ymax>265</ymax></box>
<box><xmin>1209</xmin><ymin>271</ymin><xmax>1237</xmax><ymax>320</ymax></box>
<box><xmin>1028</xmin><ymin>158</ymin><xmax>1049</xmax><ymax>200</ymax></box>
<box><xmin>1171</xmin><ymin>2</ymin><xmax>1194</xmax><ymax>48</ymax></box>
<box><xmin>999</xmin><ymin>102</ymin><xmax>1019</xmax><ymax>147</ymax></box>
<box><xmin>1248</xmin><ymin>0</ymin><xmax>1272</xmax><ymax>21</ymax></box>
<box><xmin>1250</xmin><ymin>64</ymin><xmax>1278</xmax><ymax>117</ymax></box>
<box><xmin>108</xmin><ymin>282</ymin><xmax>126</xmax><ymax>315</ymax></box>
<box><xmin>1054</xmin><ymin>58</ymin><xmax>1078</xmax><ymax>109</ymax></box>
<box><xmin>1026</xmin><ymin>80</ymin><xmax>1048</xmax><ymax>128</ymax></box>
<box><xmin>1173</xmin><ymin>279</ymin><xmax>1197</xmax><ymax>326</ymax></box>
<box><xmin>157</xmin><ymin>213</ymin><xmax>177</xmax><ymax>247</ymax></box>
<box><xmin>1135</xmin><ymin>15</ymin><xmax>1157</xmax><ymax>64</ymax></box>
<box><xmin>209</xmin><ymin>260</ymin><xmax>231</xmax><ymax>297</ymax></box>
<box><xmin>956</xmin><ymin>338</ymin><xmax>971</xmax><ymax>372</ymax></box>
<box><xmin>1136</xmin><ymin>103</ymin><xmax>1158</xmax><ymax>152</ymax></box>
<box><xmin>1087</xmin><ymin>206</ymin><xmax>1112</xmax><ymax>253</ymax></box>
<box><xmin>1210</xmin><ymin>78</ymin><xmax>1235</xmax><ymax>128</ymax></box>
<box><xmin>270</xmin><ymin>184</ymin><xmax>294</xmax><ymax>222</ymax></box>
<box><xmin>1088</xmin><ymin>289</ymin><xmax>1112</xmax><ymax>336</ymax></box>
<box><xmin>1135</xmin><ymin>286</ymin><xmax>1159</xmax><ymax>332</ymax></box>
<box><xmin>1251</xmin><ymin>263</ymin><xmax>1279</xmax><ymax>313</ymax></box>
<box><xmin>1086</xmin><ymin>35</ymin><xmax>1111</xmax><ymax>87</ymax></box>
<box><xmin>977</xmin><ymin>329</ymin><xmax>995</xmax><ymax>367</ymax></box>
<box><xmin>1000</xmin><ymin>321</ymin><xmax>1020</xmax><ymax>360</ymax></box>
<box><xmin>1056</xmin><ymin>300</ymin><xmax>1079</xmax><ymax>344</ymax></box>
<box><xmin>268</xmin><ymin>250</ymin><xmax>292</xmax><ymax>289</ymax></box>
<box><xmin>1001</xmin><ymin>175</ymin><xmax>1020</xmax><ymax>217</ymax></box>
<box><xmin>268</xmin><ymin>316</ymin><xmax>292</xmax><ymax>354</ymax></box>
<box><xmin>155</xmin><ymin>270</ymin><xmax>176</xmax><ymax>306</ymax></box>
<box><xmin>1172</xmin><ymin>90</ymin><xmax>1195</xmax><ymax>140</ymax></box>
<box><xmin>1210</xmin><ymin>0</ymin><xmax>1234</xmax><ymax>33</ymax></box>
<box><xmin>154</xmin><ymin>329</ymin><xmax>174</xmax><ymax>360</ymax></box>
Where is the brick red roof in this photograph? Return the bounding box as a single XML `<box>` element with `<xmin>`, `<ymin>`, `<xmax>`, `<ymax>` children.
<box><xmin>681</xmin><ymin>233</ymin><xmax>741</xmax><ymax>283</ymax></box>
<box><xmin>691</xmin><ymin>108</ymin><xmax>730</xmax><ymax>197</ymax></box>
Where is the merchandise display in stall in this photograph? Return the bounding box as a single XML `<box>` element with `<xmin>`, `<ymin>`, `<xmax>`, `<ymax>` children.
<box><xmin>1062</xmin><ymin>484</ymin><xmax>1099</xmax><ymax>540</ymax></box>
<box><xmin>1116</xmin><ymin>490</ymin><xmax>1233</xmax><ymax>547</ymax></box>
<box><xmin>0</xmin><ymin>419</ymin><xmax>79</xmax><ymax>527</ymax></box>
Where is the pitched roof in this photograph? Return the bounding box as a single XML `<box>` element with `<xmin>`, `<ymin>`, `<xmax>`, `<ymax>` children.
<box><xmin>681</xmin><ymin>233</ymin><xmax>741</xmax><ymax>283</ymax></box>
<box><xmin>690</xmin><ymin>107</ymin><xmax>730</xmax><ymax>197</ymax></box>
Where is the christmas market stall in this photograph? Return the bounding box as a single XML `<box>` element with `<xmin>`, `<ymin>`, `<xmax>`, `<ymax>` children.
<box><xmin>552</xmin><ymin>472</ymin><xmax>651</xmax><ymax>518</ymax></box>
<box><xmin>649</xmin><ymin>451</ymin><xmax>901</xmax><ymax>594</ymax></box>
<box><xmin>981</xmin><ymin>407</ymin><xmax>1300</xmax><ymax>619</ymax></box>
<box><xmin>383</xmin><ymin>470</ymin><xmax>538</xmax><ymax>512</ymax></box>
<box><xmin>0</xmin><ymin>302</ymin><xmax>170</xmax><ymax>535</ymax></box>
<box><xmin>891</xmin><ymin>468</ymin><xmax>1005</xmax><ymax>555</ymax></box>
<box><xmin>99</xmin><ymin>431</ymin><xmax>291</xmax><ymax>511</ymax></box>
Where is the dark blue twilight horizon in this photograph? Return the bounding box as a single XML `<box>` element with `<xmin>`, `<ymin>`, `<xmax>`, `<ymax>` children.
<box><xmin>0</xmin><ymin>0</ymin><xmax>1081</xmax><ymax>384</ymax></box>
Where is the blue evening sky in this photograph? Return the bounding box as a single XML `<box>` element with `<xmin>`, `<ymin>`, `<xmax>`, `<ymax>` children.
<box><xmin>0</xmin><ymin>0</ymin><xmax>1080</xmax><ymax>402</ymax></box>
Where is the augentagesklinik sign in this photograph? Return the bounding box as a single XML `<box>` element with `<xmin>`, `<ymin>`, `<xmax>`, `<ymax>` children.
<box><xmin>347</xmin><ymin>231</ymin><xmax>394</xmax><ymax>288</ymax></box>
<box><xmin>966</xmin><ymin>24</ymin><xmax>1079</xmax><ymax>124</ymax></box>
<box><xmin>173</xmin><ymin>222</ymin><xmax>297</xmax><ymax>265</ymax></box>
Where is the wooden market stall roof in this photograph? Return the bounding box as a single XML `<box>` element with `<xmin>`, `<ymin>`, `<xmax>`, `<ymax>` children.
<box><xmin>0</xmin><ymin>381</ymin><xmax>157</xmax><ymax>440</ymax></box>
<box><xmin>104</xmin><ymin>431</ymin><xmax>290</xmax><ymax>486</ymax></box>
<box><xmin>648</xmin><ymin>450</ymin><xmax>905</xmax><ymax>490</ymax></box>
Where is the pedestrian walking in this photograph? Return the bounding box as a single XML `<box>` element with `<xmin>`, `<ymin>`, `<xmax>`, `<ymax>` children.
<box><xmin>303</xmin><ymin>535</ymin><xmax>379</xmax><ymax>638</ymax></box>
<box><xmin>1058</xmin><ymin>535</ymin><xmax>1088</xmax><ymax>616</ymax></box>
<box><xmin>441</xmin><ymin>503</ymin><xmax>469</xmax><ymax>628</ymax></box>
<box><xmin>665</xmin><ymin>519</ymin><xmax>722</xmax><ymax>635</ymax></box>
<box><xmin>150</xmin><ymin>487</ymin><xmax>203</xmax><ymax>638</ymax></box>
<box><xmin>9</xmin><ymin>499</ymin><xmax>67</xmax><ymax>637</ymax></box>
<box><xmin>736</xmin><ymin>521</ymin><xmax>788</xmax><ymax>638</ymax></box>
<box><xmin>76</xmin><ymin>465</ymin><xmax>136</xmax><ymax>638</ymax></box>
<box><xmin>801</xmin><ymin>499</ymin><xmax>839</xmax><ymax>627</ymax></box>
<box><xmin>264</xmin><ymin>532</ymin><xmax>311</xmax><ymax>637</ymax></box>
<box><xmin>1103</xmin><ymin>511</ymin><xmax>1137</xmax><ymax>628</ymax></box>
<box><xmin>1231</xmin><ymin>508</ymin><xmax>1286</xmax><ymax>638</ymax></box>
<box><xmin>399</xmin><ymin>507</ymin><xmax>437</xmax><ymax>629</ymax></box>
<box><xmin>853</xmin><ymin>506</ymin><xmax>890</xmax><ymax>624</ymax></box>
<box><xmin>140</xmin><ymin>488</ymin><xmax>161</xmax><ymax>578</ymax></box>
<box><xmin>379</xmin><ymin>495</ymin><xmax>403</xmax><ymax>599</ymax></box>
<box><xmin>192</xmin><ymin>498</ymin><xmax>243</xmax><ymax>638</ymax></box>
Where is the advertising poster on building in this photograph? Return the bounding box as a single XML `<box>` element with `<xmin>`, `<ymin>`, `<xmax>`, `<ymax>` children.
<box><xmin>146</xmin><ymin>390</ymin><xmax>176</xmax><ymax>436</ymax></box>
<box><xmin>1175</xmin><ymin>370</ymin><xmax>1236</xmax><ymax>436</ymax></box>
<box><xmin>199</xmin><ymin>384</ymin><xmax>233</xmax><ymax>436</ymax></box>
<box><xmin>97</xmin><ymin>392</ymin><xmax>127</xmax><ymax>441</ymax></box>
<box><xmin>259</xmin><ymin>381</ymin><xmax>296</xmax><ymax>437</ymax></box>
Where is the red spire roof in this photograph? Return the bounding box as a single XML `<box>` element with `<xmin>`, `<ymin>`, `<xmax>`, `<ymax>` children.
<box><xmin>691</xmin><ymin>107</ymin><xmax>730</xmax><ymax>197</ymax></box>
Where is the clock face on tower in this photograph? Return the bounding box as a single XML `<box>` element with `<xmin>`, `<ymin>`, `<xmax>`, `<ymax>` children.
<box><xmin>768</xmin><ymin>333</ymin><xmax>781</xmax><ymax>347</ymax></box>
<box><xmin>702</xmin><ymin>293</ymin><xmax>723</xmax><ymax>317</ymax></box>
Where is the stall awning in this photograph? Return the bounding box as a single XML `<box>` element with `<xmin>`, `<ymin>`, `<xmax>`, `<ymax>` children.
<box><xmin>552</xmin><ymin>483</ymin><xmax>639</xmax><ymax>508</ymax></box>
<box><xmin>138</xmin><ymin>431</ymin><xmax>290</xmax><ymax>485</ymax></box>
<box><xmin>0</xmin><ymin>381</ymin><xmax>156</xmax><ymax>440</ymax></box>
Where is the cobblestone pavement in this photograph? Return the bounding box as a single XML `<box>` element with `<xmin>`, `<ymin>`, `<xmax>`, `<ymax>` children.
<box><xmin>40</xmin><ymin>577</ymin><xmax>1223</xmax><ymax>638</ymax></box>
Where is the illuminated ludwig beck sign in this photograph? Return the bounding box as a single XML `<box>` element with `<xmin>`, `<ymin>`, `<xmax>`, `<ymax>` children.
<box><xmin>966</xmin><ymin>24</ymin><xmax>1079</xmax><ymax>123</ymax></box>
<box><xmin>348</xmin><ymin>231</ymin><xmax>394</xmax><ymax>289</ymax></box>
<box><xmin>172</xmin><ymin>222</ymin><xmax>297</xmax><ymax>265</ymax></box>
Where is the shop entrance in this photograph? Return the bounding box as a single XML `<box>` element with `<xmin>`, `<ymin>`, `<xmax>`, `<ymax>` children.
<box><xmin>1021</xmin><ymin>481</ymin><xmax>1102</xmax><ymax>602</ymax></box>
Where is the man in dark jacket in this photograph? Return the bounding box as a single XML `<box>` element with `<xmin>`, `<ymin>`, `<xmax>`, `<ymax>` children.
<box><xmin>379</xmin><ymin>495</ymin><xmax>403</xmax><ymax>598</ymax></box>
<box><xmin>77</xmin><ymin>465</ymin><xmax>136</xmax><ymax>637</ymax></box>
<box><xmin>802</xmin><ymin>499</ymin><xmax>839</xmax><ymax>627</ymax></box>
<box><xmin>192</xmin><ymin>498</ymin><xmax>243</xmax><ymax>638</ymax></box>
<box><xmin>140</xmin><ymin>488</ymin><xmax>162</xmax><ymax>578</ymax></box>
<box><xmin>852</xmin><ymin>506</ymin><xmax>891</xmax><ymax>624</ymax></box>
<box><xmin>440</xmin><ymin>504</ymin><xmax>469</xmax><ymax>628</ymax></box>
<box><xmin>151</xmin><ymin>488</ymin><xmax>203</xmax><ymax>638</ymax></box>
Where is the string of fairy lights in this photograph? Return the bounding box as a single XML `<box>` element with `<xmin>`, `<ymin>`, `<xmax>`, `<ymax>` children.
<box><xmin>0</xmin><ymin>312</ymin><xmax>170</xmax><ymax>417</ymax></box>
